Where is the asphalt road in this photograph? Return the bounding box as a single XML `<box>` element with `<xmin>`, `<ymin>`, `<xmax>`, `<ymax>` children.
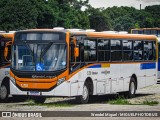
<box><xmin>0</xmin><ymin>84</ymin><xmax>160</xmax><ymax>120</ymax></box>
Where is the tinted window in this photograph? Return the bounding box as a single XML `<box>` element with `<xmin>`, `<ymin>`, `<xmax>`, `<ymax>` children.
<box><xmin>97</xmin><ymin>39</ymin><xmax>110</xmax><ymax>61</ymax></box>
<box><xmin>111</xmin><ymin>51</ymin><xmax>122</xmax><ymax>61</ymax></box>
<box><xmin>123</xmin><ymin>51</ymin><xmax>133</xmax><ymax>61</ymax></box>
<box><xmin>123</xmin><ymin>40</ymin><xmax>132</xmax><ymax>50</ymax></box>
<box><xmin>111</xmin><ymin>40</ymin><xmax>121</xmax><ymax>50</ymax></box>
<box><xmin>111</xmin><ymin>40</ymin><xmax>122</xmax><ymax>61</ymax></box>
<box><xmin>144</xmin><ymin>41</ymin><xmax>153</xmax><ymax>60</ymax></box>
<box><xmin>153</xmin><ymin>41</ymin><xmax>156</xmax><ymax>60</ymax></box>
<box><xmin>134</xmin><ymin>41</ymin><xmax>143</xmax><ymax>50</ymax></box>
<box><xmin>84</xmin><ymin>39</ymin><xmax>97</xmax><ymax>61</ymax></box>
<box><xmin>123</xmin><ymin>40</ymin><xmax>133</xmax><ymax>61</ymax></box>
<box><xmin>133</xmin><ymin>51</ymin><xmax>143</xmax><ymax>60</ymax></box>
<box><xmin>98</xmin><ymin>39</ymin><xmax>109</xmax><ymax>50</ymax></box>
<box><xmin>15</xmin><ymin>32</ymin><xmax>66</xmax><ymax>41</ymax></box>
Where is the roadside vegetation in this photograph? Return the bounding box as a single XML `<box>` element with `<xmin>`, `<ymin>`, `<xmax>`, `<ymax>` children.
<box><xmin>25</xmin><ymin>99</ymin><xmax>74</xmax><ymax>107</ymax></box>
<box><xmin>0</xmin><ymin>0</ymin><xmax>160</xmax><ymax>32</ymax></box>
<box><xmin>107</xmin><ymin>96</ymin><xmax>159</xmax><ymax>106</ymax></box>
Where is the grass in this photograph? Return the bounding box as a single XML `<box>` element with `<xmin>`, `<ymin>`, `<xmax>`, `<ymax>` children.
<box><xmin>107</xmin><ymin>97</ymin><xmax>159</xmax><ymax>106</ymax></box>
<box><xmin>25</xmin><ymin>99</ymin><xmax>74</xmax><ymax>107</ymax></box>
<box><xmin>107</xmin><ymin>97</ymin><xmax>132</xmax><ymax>105</ymax></box>
<box><xmin>142</xmin><ymin>100</ymin><xmax>159</xmax><ymax>106</ymax></box>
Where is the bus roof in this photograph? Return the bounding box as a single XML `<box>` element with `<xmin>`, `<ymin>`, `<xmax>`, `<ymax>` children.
<box><xmin>0</xmin><ymin>33</ymin><xmax>14</xmax><ymax>39</ymax></box>
<box><xmin>131</xmin><ymin>28</ymin><xmax>160</xmax><ymax>30</ymax></box>
<box><xmin>16</xmin><ymin>29</ymin><xmax>157</xmax><ymax>40</ymax></box>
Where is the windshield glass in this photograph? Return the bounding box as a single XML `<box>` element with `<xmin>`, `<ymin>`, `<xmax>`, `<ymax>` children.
<box><xmin>12</xmin><ymin>43</ymin><xmax>67</xmax><ymax>71</ymax></box>
<box><xmin>15</xmin><ymin>32</ymin><xmax>66</xmax><ymax>41</ymax></box>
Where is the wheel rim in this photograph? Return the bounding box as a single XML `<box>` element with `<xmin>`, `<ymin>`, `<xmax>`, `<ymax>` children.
<box><xmin>0</xmin><ymin>86</ymin><xmax>7</xmax><ymax>100</ymax></box>
<box><xmin>130</xmin><ymin>82</ymin><xmax>135</xmax><ymax>95</ymax></box>
<box><xmin>82</xmin><ymin>85</ymin><xmax>88</xmax><ymax>100</ymax></box>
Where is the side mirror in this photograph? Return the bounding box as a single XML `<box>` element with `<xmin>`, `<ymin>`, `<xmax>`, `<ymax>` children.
<box><xmin>4</xmin><ymin>47</ymin><xmax>8</xmax><ymax>59</ymax></box>
<box><xmin>4</xmin><ymin>41</ymin><xmax>12</xmax><ymax>61</ymax></box>
<box><xmin>74</xmin><ymin>47</ymin><xmax>79</xmax><ymax>57</ymax></box>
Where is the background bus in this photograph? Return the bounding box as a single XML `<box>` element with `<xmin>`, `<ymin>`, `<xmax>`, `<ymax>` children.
<box><xmin>10</xmin><ymin>29</ymin><xmax>157</xmax><ymax>104</ymax></box>
<box><xmin>131</xmin><ymin>28</ymin><xmax>160</xmax><ymax>82</ymax></box>
<box><xmin>0</xmin><ymin>32</ymin><xmax>13</xmax><ymax>102</ymax></box>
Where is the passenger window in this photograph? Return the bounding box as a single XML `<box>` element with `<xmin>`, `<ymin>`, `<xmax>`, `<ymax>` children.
<box><xmin>97</xmin><ymin>39</ymin><xmax>110</xmax><ymax>61</ymax></box>
<box><xmin>111</xmin><ymin>40</ymin><xmax>122</xmax><ymax>61</ymax></box>
<box><xmin>123</xmin><ymin>40</ymin><xmax>133</xmax><ymax>61</ymax></box>
<box><xmin>84</xmin><ymin>39</ymin><xmax>97</xmax><ymax>61</ymax></box>
<box><xmin>144</xmin><ymin>41</ymin><xmax>153</xmax><ymax>60</ymax></box>
<box><xmin>133</xmin><ymin>41</ymin><xmax>143</xmax><ymax>60</ymax></box>
<box><xmin>153</xmin><ymin>41</ymin><xmax>156</xmax><ymax>60</ymax></box>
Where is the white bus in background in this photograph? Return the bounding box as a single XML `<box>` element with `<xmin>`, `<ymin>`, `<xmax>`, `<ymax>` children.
<box><xmin>0</xmin><ymin>33</ymin><xmax>13</xmax><ymax>102</ymax></box>
<box><xmin>131</xmin><ymin>28</ymin><xmax>160</xmax><ymax>83</ymax></box>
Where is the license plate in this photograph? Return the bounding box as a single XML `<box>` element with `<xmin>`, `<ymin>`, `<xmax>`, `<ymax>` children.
<box><xmin>29</xmin><ymin>91</ymin><xmax>40</xmax><ymax>96</ymax></box>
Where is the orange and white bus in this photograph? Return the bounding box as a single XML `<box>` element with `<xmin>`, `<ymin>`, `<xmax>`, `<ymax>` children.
<box><xmin>0</xmin><ymin>33</ymin><xmax>13</xmax><ymax>101</ymax></box>
<box><xmin>10</xmin><ymin>29</ymin><xmax>158</xmax><ymax>103</ymax></box>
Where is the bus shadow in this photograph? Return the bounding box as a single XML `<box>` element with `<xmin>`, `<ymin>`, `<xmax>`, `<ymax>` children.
<box><xmin>0</xmin><ymin>96</ymin><xmax>30</xmax><ymax>103</ymax></box>
<box><xmin>14</xmin><ymin>93</ymin><xmax>154</xmax><ymax>106</ymax></box>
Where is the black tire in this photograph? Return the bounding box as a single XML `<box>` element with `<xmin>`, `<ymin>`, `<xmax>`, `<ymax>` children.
<box><xmin>127</xmin><ymin>77</ymin><xmax>136</xmax><ymax>98</ymax></box>
<box><xmin>76</xmin><ymin>83</ymin><xmax>89</xmax><ymax>104</ymax></box>
<box><xmin>32</xmin><ymin>96</ymin><xmax>46</xmax><ymax>104</ymax></box>
<box><xmin>0</xmin><ymin>84</ymin><xmax>9</xmax><ymax>102</ymax></box>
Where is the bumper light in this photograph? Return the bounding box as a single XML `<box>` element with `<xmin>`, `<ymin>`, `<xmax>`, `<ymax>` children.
<box><xmin>57</xmin><ymin>77</ymin><xmax>65</xmax><ymax>86</ymax></box>
<box><xmin>10</xmin><ymin>76</ymin><xmax>16</xmax><ymax>84</ymax></box>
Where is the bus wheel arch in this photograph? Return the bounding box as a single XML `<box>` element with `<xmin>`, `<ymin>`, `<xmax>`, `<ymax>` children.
<box><xmin>76</xmin><ymin>77</ymin><xmax>93</xmax><ymax>104</ymax></box>
<box><xmin>0</xmin><ymin>77</ymin><xmax>10</xmax><ymax>102</ymax></box>
<box><xmin>131</xmin><ymin>74</ymin><xmax>137</xmax><ymax>90</ymax></box>
<box><xmin>127</xmin><ymin>74</ymin><xmax>137</xmax><ymax>98</ymax></box>
<box><xmin>84</xmin><ymin>77</ymin><xmax>93</xmax><ymax>96</ymax></box>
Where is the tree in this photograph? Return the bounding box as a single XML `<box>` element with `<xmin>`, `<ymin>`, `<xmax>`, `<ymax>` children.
<box><xmin>0</xmin><ymin>0</ymin><xmax>38</xmax><ymax>31</ymax></box>
<box><xmin>86</xmin><ymin>7</ymin><xmax>112</xmax><ymax>31</ymax></box>
<box><xmin>56</xmin><ymin>0</ymin><xmax>90</xmax><ymax>29</ymax></box>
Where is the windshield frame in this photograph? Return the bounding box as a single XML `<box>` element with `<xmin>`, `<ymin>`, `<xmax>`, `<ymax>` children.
<box><xmin>11</xmin><ymin>31</ymin><xmax>68</xmax><ymax>73</ymax></box>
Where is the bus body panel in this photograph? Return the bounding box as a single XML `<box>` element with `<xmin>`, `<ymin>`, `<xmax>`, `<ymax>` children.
<box><xmin>0</xmin><ymin>67</ymin><xmax>10</xmax><ymax>86</ymax></box>
<box><xmin>10</xmin><ymin>62</ymin><xmax>157</xmax><ymax>97</ymax></box>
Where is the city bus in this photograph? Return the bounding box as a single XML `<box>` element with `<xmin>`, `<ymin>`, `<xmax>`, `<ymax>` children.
<box><xmin>131</xmin><ymin>28</ymin><xmax>160</xmax><ymax>81</ymax></box>
<box><xmin>10</xmin><ymin>29</ymin><xmax>158</xmax><ymax>104</ymax></box>
<box><xmin>0</xmin><ymin>33</ymin><xmax>13</xmax><ymax>102</ymax></box>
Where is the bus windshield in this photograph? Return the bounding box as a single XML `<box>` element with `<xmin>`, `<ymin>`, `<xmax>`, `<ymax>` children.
<box><xmin>12</xmin><ymin>43</ymin><xmax>66</xmax><ymax>71</ymax></box>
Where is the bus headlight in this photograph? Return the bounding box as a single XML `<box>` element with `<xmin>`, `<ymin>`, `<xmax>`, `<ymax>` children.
<box><xmin>10</xmin><ymin>77</ymin><xmax>16</xmax><ymax>84</ymax></box>
<box><xmin>57</xmin><ymin>77</ymin><xmax>65</xmax><ymax>86</ymax></box>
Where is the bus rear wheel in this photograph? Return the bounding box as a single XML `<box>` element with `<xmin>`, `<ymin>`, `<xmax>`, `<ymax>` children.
<box><xmin>127</xmin><ymin>77</ymin><xmax>136</xmax><ymax>98</ymax></box>
<box><xmin>0</xmin><ymin>84</ymin><xmax>9</xmax><ymax>102</ymax></box>
<box><xmin>76</xmin><ymin>83</ymin><xmax>89</xmax><ymax>104</ymax></box>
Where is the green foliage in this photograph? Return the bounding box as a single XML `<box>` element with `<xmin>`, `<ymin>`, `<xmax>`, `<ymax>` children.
<box><xmin>107</xmin><ymin>96</ymin><xmax>159</xmax><ymax>106</ymax></box>
<box><xmin>0</xmin><ymin>0</ymin><xmax>159</xmax><ymax>31</ymax></box>
<box><xmin>0</xmin><ymin>0</ymin><xmax>38</xmax><ymax>31</ymax></box>
<box><xmin>108</xmin><ymin>97</ymin><xmax>131</xmax><ymax>105</ymax></box>
<box><xmin>142</xmin><ymin>100</ymin><xmax>159</xmax><ymax>106</ymax></box>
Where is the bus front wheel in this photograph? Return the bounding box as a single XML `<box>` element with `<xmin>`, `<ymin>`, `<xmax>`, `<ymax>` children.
<box><xmin>0</xmin><ymin>84</ymin><xmax>9</xmax><ymax>102</ymax></box>
<box><xmin>76</xmin><ymin>83</ymin><xmax>89</xmax><ymax>104</ymax></box>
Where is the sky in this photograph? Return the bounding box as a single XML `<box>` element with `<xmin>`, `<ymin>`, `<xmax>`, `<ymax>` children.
<box><xmin>89</xmin><ymin>0</ymin><xmax>160</xmax><ymax>9</ymax></box>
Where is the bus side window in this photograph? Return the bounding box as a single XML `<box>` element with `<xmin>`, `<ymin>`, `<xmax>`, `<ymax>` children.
<box><xmin>111</xmin><ymin>40</ymin><xmax>122</xmax><ymax>61</ymax></box>
<box><xmin>133</xmin><ymin>41</ymin><xmax>143</xmax><ymax>61</ymax></box>
<box><xmin>153</xmin><ymin>41</ymin><xmax>156</xmax><ymax>60</ymax></box>
<box><xmin>123</xmin><ymin>40</ymin><xmax>133</xmax><ymax>61</ymax></box>
<box><xmin>97</xmin><ymin>39</ymin><xmax>110</xmax><ymax>61</ymax></box>
<box><xmin>0</xmin><ymin>40</ymin><xmax>10</xmax><ymax>67</ymax></box>
<box><xmin>144</xmin><ymin>41</ymin><xmax>153</xmax><ymax>61</ymax></box>
<box><xmin>84</xmin><ymin>39</ymin><xmax>97</xmax><ymax>62</ymax></box>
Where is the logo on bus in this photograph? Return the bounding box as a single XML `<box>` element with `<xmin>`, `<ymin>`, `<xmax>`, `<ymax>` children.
<box><xmin>101</xmin><ymin>70</ymin><xmax>110</xmax><ymax>75</ymax></box>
